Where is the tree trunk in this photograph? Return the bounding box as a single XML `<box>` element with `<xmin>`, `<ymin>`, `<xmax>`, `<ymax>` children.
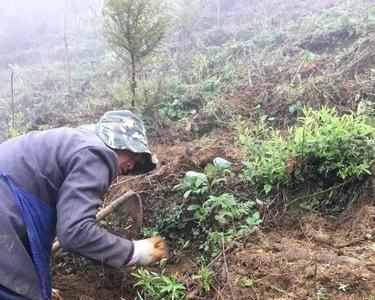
<box><xmin>130</xmin><ymin>53</ymin><xmax>136</xmax><ymax>107</ymax></box>
<box><xmin>216</xmin><ymin>0</ymin><xmax>221</xmax><ymax>28</ymax></box>
<box><xmin>64</xmin><ymin>0</ymin><xmax>71</xmax><ymax>89</ymax></box>
<box><xmin>10</xmin><ymin>70</ymin><xmax>14</xmax><ymax>133</ymax></box>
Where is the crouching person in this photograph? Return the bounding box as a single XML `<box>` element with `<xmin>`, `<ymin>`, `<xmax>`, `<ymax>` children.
<box><xmin>0</xmin><ymin>110</ymin><xmax>167</xmax><ymax>300</ymax></box>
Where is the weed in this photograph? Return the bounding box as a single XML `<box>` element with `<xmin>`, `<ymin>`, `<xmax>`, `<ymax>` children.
<box><xmin>7</xmin><ymin>112</ymin><xmax>31</xmax><ymax>138</ymax></box>
<box><xmin>141</xmin><ymin>203</ymin><xmax>188</xmax><ymax>242</ymax></box>
<box><xmin>132</xmin><ymin>268</ymin><xmax>186</xmax><ymax>300</ymax></box>
<box><xmin>300</xmin><ymin>196</ymin><xmax>321</xmax><ymax>211</ymax></box>
<box><xmin>204</xmin><ymin>157</ymin><xmax>232</xmax><ymax>178</ymax></box>
<box><xmin>315</xmin><ymin>286</ymin><xmax>328</xmax><ymax>300</ymax></box>
<box><xmin>192</xmin><ymin>263</ymin><xmax>214</xmax><ymax>293</ymax></box>
<box><xmin>244</xmin><ymin>212</ymin><xmax>263</xmax><ymax>227</ymax></box>
<box><xmin>189</xmin><ymin>193</ymin><xmax>253</xmax><ymax>226</ymax></box>
<box><xmin>241</xmin><ymin>277</ymin><xmax>254</xmax><ymax>287</ymax></box>
<box><xmin>369</xmin><ymin>243</ymin><xmax>375</xmax><ymax>252</ymax></box>
<box><xmin>338</xmin><ymin>283</ymin><xmax>350</xmax><ymax>292</ymax></box>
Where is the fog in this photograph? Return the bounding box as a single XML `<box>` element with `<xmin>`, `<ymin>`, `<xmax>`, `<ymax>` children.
<box><xmin>0</xmin><ymin>0</ymin><xmax>103</xmax><ymax>68</ymax></box>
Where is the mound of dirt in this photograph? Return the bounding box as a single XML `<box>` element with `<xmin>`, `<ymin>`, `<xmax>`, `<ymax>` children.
<box><xmin>298</xmin><ymin>28</ymin><xmax>358</xmax><ymax>54</ymax></box>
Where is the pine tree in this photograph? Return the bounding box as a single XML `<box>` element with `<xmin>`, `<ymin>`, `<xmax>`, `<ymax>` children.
<box><xmin>103</xmin><ymin>0</ymin><xmax>169</xmax><ymax>107</ymax></box>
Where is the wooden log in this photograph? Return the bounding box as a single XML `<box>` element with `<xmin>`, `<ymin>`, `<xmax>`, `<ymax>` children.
<box><xmin>52</xmin><ymin>190</ymin><xmax>141</xmax><ymax>253</ymax></box>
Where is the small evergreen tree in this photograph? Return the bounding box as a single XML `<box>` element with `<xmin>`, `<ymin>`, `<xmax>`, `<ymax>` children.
<box><xmin>102</xmin><ymin>0</ymin><xmax>169</xmax><ymax>107</ymax></box>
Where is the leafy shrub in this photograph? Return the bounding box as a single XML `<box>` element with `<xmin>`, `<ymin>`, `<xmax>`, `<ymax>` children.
<box><xmin>187</xmin><ymin>193</ymin><xmax>258</xmax><ymax>256</ymax></box>
<box><xmin>188</xmin><ymin>193</ymin><xmax>252</xmax><ymax>226</ymax></box>
<box><xmin>204</xmin><ymin>157</ymin><xmax>232</xmax><ymax>178</ymax></box>
<box><xmin>156</xmin><ymin>53</ymin><xmax>238</xmax><ymax>121</ymax></box>
<box><xmin>239</xmin><ymin>106</ymin><xmax>375</xmax><ymax>193</ymax></box>
<box><xmin>147</xmin><ymin>158</ymin><xmax>261</xmax><ymax>258</ymax></box>
<box><xmin>173</xmin><ymin>171</ymin><xmax>209</xmax><ymax>199</ymax></box>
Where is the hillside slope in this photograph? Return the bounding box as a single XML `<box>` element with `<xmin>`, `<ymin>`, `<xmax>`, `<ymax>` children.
<box><xmin>0</xmin><ymin>0</ymin><xmax>374</xmax><ymax>299</ymax></box>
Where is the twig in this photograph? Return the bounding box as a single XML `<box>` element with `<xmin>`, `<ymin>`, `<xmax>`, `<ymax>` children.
<box><xmin>286</xmin><ymin>178</ymin><xmax>353</xmax><ymax>207</ymax></box>
<box><xmin>290</xmin><ymin>60</ymin><xmax>304</xmax><ymax>86</ymax></box>
<box><xmin>222</xmin><ymin>237</ymin><xmax>236</xmax><ymax>300</ymax></box>
<box><xmin>110</xmin><ymin>173</ymin><xmax>147</xmax><ymax>188</ymax></box>
<box><xmin>344</xmin><ymin>184</ymin><xmax>363</xmax><ymax>213</ymax></box>
<box><xmin>212</xmin><ymin>284</ymin><xmax>226</xmax><ymax>300</ymax></box>
<box><xmin>260</xmin><ymin>281</ymin><xmax>298</xmax><ymax>299</ymax></box>
<box><xmin>251</xmin><ymin>285</ymin><xmax>259</xmax><ymax>300</ymax></box>
<box><xmin>10</xmin><ymin>70</ymin><xmax>14</xmax><ymax>131</ymax></box>
<box><xmin>110</xmin><ymin>165</ymin><xmax>168</xmax><ymax>188</ymax></box>
<box><xmin>298</xmin><ymin>218</ymin><xmax>312</xmax><ymax>244</ymax></box>
<box><xmin>207</xmin><ymin>236</ymin><xmax>243</xmax><ymax>268</ymax></box>
<box><xmin>64</xmin><ymin>0</ymin><xmax>71</xmax><ymax>88</ymax></box>
<box><xmin>335</xmin><ymin>237</ymin><xmax>364</xmax><ymax>248</ymax></box>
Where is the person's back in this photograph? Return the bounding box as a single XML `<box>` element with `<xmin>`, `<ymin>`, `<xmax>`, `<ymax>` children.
<box><xmin>0</xmin><ymin>127</ymin><xmax>117</xmax><ymax>205</ymax></box>
<box><xmin>0</xmin><ymin>111</ymin><xmax>167</xmax><ymax>300</ymax></box>
<box><xmin>0</xmin><ymin>127</ymin><xmax>122</xmax><ymax>300</ymax></box>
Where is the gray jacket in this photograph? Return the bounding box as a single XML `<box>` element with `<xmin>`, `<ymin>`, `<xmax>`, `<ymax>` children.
<box><xmin>0</xmin><ymin>128</ymin><xmax>134</xmax><ymax>300</ymax></box>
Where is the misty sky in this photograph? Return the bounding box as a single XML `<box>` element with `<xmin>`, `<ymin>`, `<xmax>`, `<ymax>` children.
<box><xmin>0</xmin><ymin>0</ymin><xmax>104</xmax><ymax>64</ymax></box>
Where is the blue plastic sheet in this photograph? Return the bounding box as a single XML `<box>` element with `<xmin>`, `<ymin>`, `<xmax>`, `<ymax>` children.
<box><xmin>0</xmin><ymin>284</ymin><xmax>27</xmax><ymax>300</ymax></box>
<box><xmin>0</xmin><ymin>174</ymin><xmax>56</xmax><ymax>300</ymax></box>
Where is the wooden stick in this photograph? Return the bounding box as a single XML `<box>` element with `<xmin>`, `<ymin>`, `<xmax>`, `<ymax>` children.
<box><xmin>222</xmin><ymin>237</ymin><xmax>236</xmax><ymax>300</ymax></box>
<box><xmin>52</xmin><ymin>190</ymin><xmax>139</xmax><ymax>253</ymax></box>
<box><xmin>10</xmin><ymin>70</ymin><xmax>14</xmax><ymax>131</ymax></box>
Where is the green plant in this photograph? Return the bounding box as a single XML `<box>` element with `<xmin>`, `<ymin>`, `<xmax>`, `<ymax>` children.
<box><xmin>300</xmin><ymin>196</ymin><xmax>321</xmax><ymax>211</ymax></box>
<box><xmin>174</xmin><ymin>171</ymin><xmax>209</xmax><ymax>199</ymax></box>
<box><xmin>192</xmin><ymin>264</ymin><xmax>214</xmax><ymax>293</ymax></box>
<box><xmin>102</xmin><ymin>0</ymin><xmax>170</xmax><ymax>106</ymax></box>
<box><xmin>132</xmin><ymin>268</ymin><xmax>186</xmax><ymax>300</ymax></box>
<box><xmin>204</xmin><ymin>157</ymin><xmax>232</xmax><ymax>178</ymax></box>
<box><xmin>241</xmin><ymin>277</ymin><xmax>254</xmax><ymax>287</ymax></box>
<box><xmin>188</xmin><ymin>193</ymin><xmax>259</xmax><ymax>256</ymax></box>
<box><xmin>8</xmin><ymin>112</ymin><xmax>32</xmax><ymax>138</ymax></box>
<box><xmin>369</xmin><ymin>243</ymin><xmax>375</xmax><ymax>252</ymax></box>
<box><xmin>141</xmin><ymin>203</ymin><xmax>188</xmax><ymax>242</ymax></box>
<box><xmin>239</xmin><ymin>106</ymin><xmax>375</xmax><ymax>193</ymax></box>
<box><xmin>338</xmin><ymin>283</ymin><xmax>350</xmax><ymax>292</ymax></box>
<box><xmin>244</xmin><ymin>212</ymin><xmax>263</xmax><ymax>226</ymax></box>
<box><xmin>188</xmin><ymin>193</ymin><xmax>252</xmax><ymax>225</ymax></box>
<box><xmin>205</xmin><ymin>230</ymin><xmax>236</xmax><ymax>257</ymax></box>
<box><xmin>314</xmin><ymin>286</ymin><xmax>328</xmax><ymax>300</ymax></box>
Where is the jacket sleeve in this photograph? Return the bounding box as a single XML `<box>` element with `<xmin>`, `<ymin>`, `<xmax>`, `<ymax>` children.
<box><xmin>55</xmin><ymin>146</ymin><xmax>134</xmax><ymax>268</ymax></box>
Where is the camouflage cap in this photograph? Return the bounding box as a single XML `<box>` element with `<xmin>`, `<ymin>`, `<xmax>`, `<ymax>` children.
<box><xmin>81</xmin><ymin>110</ymin><xmax>157</xmax><ymax>174</ymax></box>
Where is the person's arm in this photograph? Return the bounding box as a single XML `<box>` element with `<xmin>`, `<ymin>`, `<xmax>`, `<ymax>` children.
<box><xmin>55</xmin><ymin>147</ymin><xmax>134</xmax><ymax>267</ymax></box>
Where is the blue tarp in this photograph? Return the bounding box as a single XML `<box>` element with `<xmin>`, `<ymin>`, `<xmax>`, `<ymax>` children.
<box><xmin>0</xmin><ymin>174</ymin><xmax>56</xmax><ymax>300</ymax></box>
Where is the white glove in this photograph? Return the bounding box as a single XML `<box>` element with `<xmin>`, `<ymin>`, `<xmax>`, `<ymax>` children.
<box><xmin>127</xmin><ymin>236</ymin><xmax>168</xmax><ymax>266</ymax></box>
<box><xmin>52</xmin><ymin>288</ymin><xmax>63</xmax><ymax>300</ymax></box>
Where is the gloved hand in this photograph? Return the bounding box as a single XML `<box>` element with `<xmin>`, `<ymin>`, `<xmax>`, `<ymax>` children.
<box><xmin>127</xmin><ymin>236</ymin><xmax>168</xmax><ymax>266</ymax></box>
<box><xmin>52</xmin><ymin>288</ymin><xmax>63</xmax><ymax>300</ymax></box>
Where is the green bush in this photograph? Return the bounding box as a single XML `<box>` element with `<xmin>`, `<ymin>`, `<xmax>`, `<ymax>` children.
<box><xmin>239</xmin><ymin>106</ymin><xmax>374</xmax><ymax>193</ymax></box>
<box><xmin>145</xmin><ymin>158</ymin><xmax>262</xmax><ymax>258</ymax></box>
<box><xmin>173</xmin><ymin>171</ymin><xmax>209</xmax><ymax>199</ymax></box>
<box><xmin>188</xmin><ymin>193</ymin><xmax>253</xmax><ymax>226</ymax></box>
